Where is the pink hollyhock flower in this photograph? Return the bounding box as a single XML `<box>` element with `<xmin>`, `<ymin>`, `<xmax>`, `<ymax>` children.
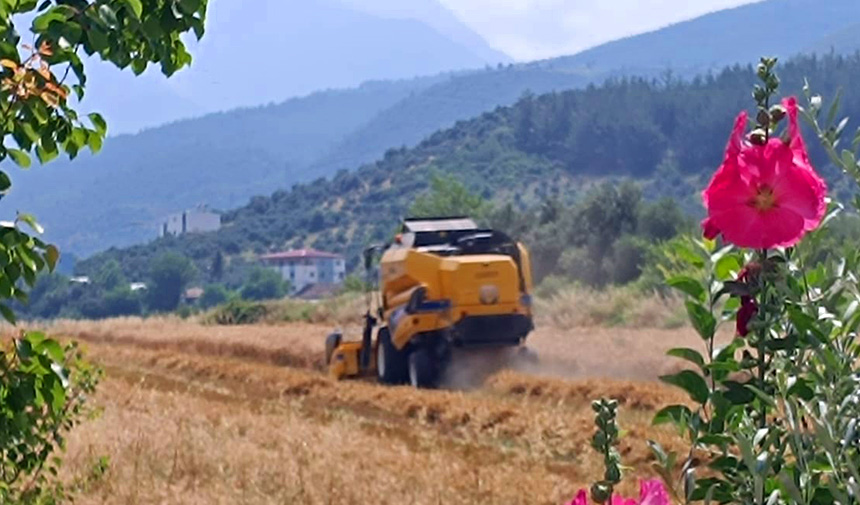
<box><xmin>568</xmin><ymin>490</ymin><xmax>588</xmax><ymax>505</ymax></box>
<box><xmin>701</xmin><ymin>96</ymin><xmax>827</xmax><ymax>249</ymax></box>
<box><xmin>567</xmin><ymin>480</ymin><xmax>671</xmax><ymax>505</ymax></box>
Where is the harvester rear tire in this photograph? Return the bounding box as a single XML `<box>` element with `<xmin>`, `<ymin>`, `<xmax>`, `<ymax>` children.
<box><xmin>325</xmin><ymin>332</ymin><xmax>342</xmax><ymax>365</ymax></box>
<box><xmin>408</xmin><ymin>348</ymin><xmax>437</xmax><ymax>389</ymax></box>
<box><xmin>377</xmin><ymin>328</ymin><xmax>408</xmax><ymax>384</ymax></box>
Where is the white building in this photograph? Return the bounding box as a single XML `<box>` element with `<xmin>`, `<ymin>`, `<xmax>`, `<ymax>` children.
<box><xmin>259</xmin><ymin>249</ymin><xmax>346</xmax><ymax>295</ymax></box>
<box><xmin>161</xmin><ymin>206</ymin><xmax>220</xmax><ymax>237</ymax></box>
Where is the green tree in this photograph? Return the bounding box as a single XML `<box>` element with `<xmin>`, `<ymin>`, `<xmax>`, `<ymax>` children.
<box><xmin>409</xmin><ymin>172</ymin><xmax>490</xmax><ymax>220</ymax></box>
<box><xmin>240</xmin><ymin>268</ymin><xmax>288</xmax><ymax>301</ymax></box>
<box><xmin>102</xmin><ymin>287</ymin><xmax>141</xmax><ymax>317</ymax></box>
<box><xmin>148</xmin><ymin>252</ymin><xmax>196</xmax><ymax>312</ymax></box>
<box><xmin>0</xmin><ymin>1</ymin><xmax>206</xmax><ymax>501</ymax></box>
<box><xmin>200</xmin><ymin>283</ymin><xmax>231</xmax><ymax>309</ymax></box>
<box><xmin>211</xmin><ymin>250</ymin><xmax>225</xmax><ymax>281</ymax></box>
<box><xmin>93</xmin><ymin>258</ymin><xmax>126</xmax><ymax>291</ymax></box>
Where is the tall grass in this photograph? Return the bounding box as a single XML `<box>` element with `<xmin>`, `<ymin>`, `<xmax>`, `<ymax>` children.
<box><xmin>534</xmin><ymin>284</ymin><xmax>685</xmax><ymax>329</ymax></box>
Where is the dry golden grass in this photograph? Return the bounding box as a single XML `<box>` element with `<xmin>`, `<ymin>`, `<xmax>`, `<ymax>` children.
<box><xmin>23</xmin><ymin>316</ymin><xmax>723</xmax><ymax>504</ymax></box>
<box><xmin>534</xmin><ymin>286</ymin><xmax>686</xmax><ymax>329</ymax></box>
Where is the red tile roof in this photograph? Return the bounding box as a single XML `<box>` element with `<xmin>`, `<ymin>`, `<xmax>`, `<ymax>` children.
<box><xmin>259</xmin><ymin>249</ymin><xmax>343</xmax><ymax>261</ymax></box>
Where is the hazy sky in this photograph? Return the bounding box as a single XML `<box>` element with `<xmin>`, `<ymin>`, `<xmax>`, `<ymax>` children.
<box><xmin>437</xmin><ymin>0</ymin><xmax>762</xmax><ymax>60</ymax></box>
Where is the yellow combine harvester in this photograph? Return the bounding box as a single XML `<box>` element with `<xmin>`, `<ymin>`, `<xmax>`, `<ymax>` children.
<box><xmin>325</xmin><ymin>217</ymin><xmax>535</xmax><ymax>388</ymax></box>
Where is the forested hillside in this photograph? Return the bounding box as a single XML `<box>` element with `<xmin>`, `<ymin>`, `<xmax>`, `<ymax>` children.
<box><xmin>9</xmin><ymin>0</ymin><xmax>860</xmax><ymax>257</ymax></box>
<box><xmin>77</xmin><ymin>55</ymin><xmax>860</xmax><ymax>285</ymax></box>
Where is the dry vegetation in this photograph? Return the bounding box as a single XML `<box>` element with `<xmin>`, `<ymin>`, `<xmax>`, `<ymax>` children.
<box><xmin>19</xmin><ymin>312</ymin><xmax>720</xmax><ymax>504</ymax></box>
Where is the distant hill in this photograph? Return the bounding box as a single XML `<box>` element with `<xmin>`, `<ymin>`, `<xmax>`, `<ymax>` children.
<box><xmin>76</xmin><ymin>54</ymin><xmax>860</xmax><ymax>283</ymax></box>
<box><xmin>3</xmin><ymin>76</ymin><xmax>444</xmax><ymax>254</ymax></box>
<box><xmin>9</xmin><ymin>0</ymin><xmax>860</xmax><ymax>257</ymax></box>
<box><xmin>77</xmin><ymin>0</ymin><xmax>508</xmax><ymax>134</ymax></box>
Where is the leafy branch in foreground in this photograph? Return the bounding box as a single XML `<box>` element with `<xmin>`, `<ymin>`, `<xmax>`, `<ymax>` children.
<box><xmin>0</xmin><ymin>1</ymin><xmax>208</xmax><ymax>502</ymax></box>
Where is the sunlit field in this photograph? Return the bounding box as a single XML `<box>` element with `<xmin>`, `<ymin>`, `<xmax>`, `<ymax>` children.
<box><xmin>20</xmin><ymin>316</ymin><xmax>723</xmax><ymax>504</ymax></box>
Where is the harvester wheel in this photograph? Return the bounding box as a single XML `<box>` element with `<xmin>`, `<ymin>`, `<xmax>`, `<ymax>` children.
<box><xmin>377</xmin><ymin>328</ymin><xmax>408</xmax><ymax>384</ymax></box>
<box><xmin>325</xmin><ymin>332</ymin><xmax>342</xmax><ymax>364</ymax></box>
<box><xmin>408</xmin><ymin>348</ymin><xmax>437</xmax><ymax>389</ymax></box>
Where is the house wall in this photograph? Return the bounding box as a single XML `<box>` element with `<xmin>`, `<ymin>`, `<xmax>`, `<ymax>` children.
<box><xmin>185</xmin><ymin>212</ymin><xmax>221</xmax><ymax>233</ymax></box>
<box><xmin>264</xmin><ymin>257</ymin><xmax>347</xmax><ymax>294</ymax></box>
<box><xmin>161</xmin><ymin>210</ymin><xmax>221</xmax><ymax>237</ymax></box>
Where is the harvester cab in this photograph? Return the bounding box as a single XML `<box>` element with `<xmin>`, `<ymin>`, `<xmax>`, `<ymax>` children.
<box><xmin>325</xmin><ymin>216</ymin><xmax>535</xmax><ymax>388</ymax></box>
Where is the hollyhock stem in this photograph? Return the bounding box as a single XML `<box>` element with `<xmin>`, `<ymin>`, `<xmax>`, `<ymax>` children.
<box><xmin>755</xmin><ymin>248</ymin><xmax>768</xmax><ymax>428</ymax></box>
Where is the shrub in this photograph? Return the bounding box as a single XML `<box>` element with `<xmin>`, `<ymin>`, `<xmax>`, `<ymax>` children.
<box><xmin>206</xmin><ymin>300</ymin><xmax>268</xmax><ymax>325</ymax></box>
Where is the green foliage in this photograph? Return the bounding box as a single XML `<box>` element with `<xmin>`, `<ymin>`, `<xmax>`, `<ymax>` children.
<box><xmin>75</xmin><ymin>54</ymin><xmax>860</xmax><ymax>288</ymax></box>
<box><xmin>0</xmin><ymin>332</ymin><xmax>101</xmax><ymax>503</ymax></box>
<box><xmin>199</xmin><ymin>283</ymin><xmax>231</xmax><ymax>309</ymax></box>
<box><xmin>342</xmin><ymin>274</ymin><xmax>368</xmax><ymax>293</ymax></box>
<box><xmin>409</xmin><ymin>172</ymin><xmax>490</xmax><ymax>220</ymax></box>
<box><xmin>100</xmin><ymin>287</ymin><xmax>141</xmax><ymax>317</ymax></box>
<box><xmin>240</xmin><ymin>268</ymin><xmax>288</xmax><ymax>302</ymax></box>
<box><xmin>494</xmin><ymin>181</ymin><xmax>689</xmax><ymax>287</ymax></box>
<box><xmin>206</xmin><ymin>299</ymin><xmax>268</xmax><ymax>325</ymax></box>
<box><xmin>630</xmin><ymin>58</ymin><xmax>860</xmax><ymax>505</ymax></box>
<box><xmin>147</xmin><ymin>252</ymin><xmax>196</xmax><ymax>312</ymax></box>
<box><xmin>93</xmin><ymin>259</ymin><xmax>125</xmax><ymax>291</ymax></box>
<box><xmin>589</xmin><ymin>398</ymin><xmax>623</xmax><ymax>504</ymax></box>
<box><xmin>0</xmin><ymin>2</ymin><xmax>206</xmax><ymax>495</ymax></box>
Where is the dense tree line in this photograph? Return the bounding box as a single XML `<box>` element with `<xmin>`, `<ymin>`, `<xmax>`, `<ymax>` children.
<box><xmin>76</xmin><ymin>54</ymin><xmax>860</xmax><ymax>290</ymax></box>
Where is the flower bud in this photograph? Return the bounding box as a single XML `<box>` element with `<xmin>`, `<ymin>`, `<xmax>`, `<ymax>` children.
<box><xmin>769</xmin><ymin>104</ymin><xmax>786</xmax><ymax>123</ymax></box>
<box><xmin>605</xmin><ymin>464</ymin><xmax>621</xmax><ymax>483</ymax></box>
<box><xmin>756</xmin><ymin>109</ymin><xmax>770</xmax><ymax>127</ymax></box>
<box><xmin>749</xmin><ymin>129</ymin><xmax>767</xmax><ymax>146</ymax></box>
<box><xmin>591</xmin><ymin>400</ymin><xmax>602</xmax><ymax>413</ymax></box>
<box><xmin>591</xmin><ymin>483</ymin><xmax>612</xmax><ymax>503</ymax></box>
<box><xmin>756</xmin><ymin>63</ymin><xmax>768</xmax><ymax>80</ymax></box>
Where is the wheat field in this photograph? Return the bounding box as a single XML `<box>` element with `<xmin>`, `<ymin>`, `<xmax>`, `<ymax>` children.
<box><xmin>25</xmin><ymin>316</ymin><xmax>719</xmax><ymax>504</ymax></box>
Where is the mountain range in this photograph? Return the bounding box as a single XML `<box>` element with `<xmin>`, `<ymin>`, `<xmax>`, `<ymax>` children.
<box><xmin>76</xmin><ymin>53</ymin><xmax>860</xmax><ymax>284</ymax></box>
<box><xmin>5</xmin><ymin>0</ymin><xmax>860</xmax><ymax>258</ymax></box>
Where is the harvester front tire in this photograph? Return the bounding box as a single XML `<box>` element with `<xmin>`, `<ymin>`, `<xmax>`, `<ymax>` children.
<box><xmin>377</xmin><ymin>328</ymin><xmax>408</xmax><ymax>384</ymax></box>
<box><xmin>408</xmin><ymin>348</ymin><xmax>437</xmax><ymax>389</ymax></box>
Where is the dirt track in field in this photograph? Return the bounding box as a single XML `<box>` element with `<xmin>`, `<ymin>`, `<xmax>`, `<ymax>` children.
<box><xmin>31</xmin><ymin>318</ymin><xmax>710</xmax><ymax>504</ymax></box>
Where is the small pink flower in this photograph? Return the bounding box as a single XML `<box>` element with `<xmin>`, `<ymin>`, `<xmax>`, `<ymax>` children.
<box><xmin>701</xmin><ymin>96</ymin><xmax>827</xmax><ymax>249</ymax></box>
<box><xmin>566</xmin><ymin>479</ymin><xmax>671</xmax><ymax>505</ymax></box>
<box><xmin>568</xmin><ymin>489</ymin><xmax>588</xmax><ymax>505</ymax></box>
<box><xmin>637</xmin><ymin>479</ymin><xmax>671</xmax><ymax>505</ymax></box>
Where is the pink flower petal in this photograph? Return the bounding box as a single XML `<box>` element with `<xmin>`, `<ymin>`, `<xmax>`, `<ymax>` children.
<box><xmin>639</xmin><ymin>479</ymin><xmax>671</xmax><ymax>505</ymax></box>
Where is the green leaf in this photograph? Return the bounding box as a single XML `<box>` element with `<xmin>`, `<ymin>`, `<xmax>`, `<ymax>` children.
<box><xmin>723</xmin><ymin>380</ymin><xmax>755</xmax><ymax>405</ymax></box>
<box><xmin>122</xmin><ymin>0</ymin><xmax>143</xmax><ymax>17</ymax></box>
<box><xmin>714</xmin><ymin>254</ymin><xmax>741</xmax><ymax>281</ymax></box>
<box><xmin>87</xmin><ymin>130</ymin><xmax>103</xmax><ymax>153</ymax></box>
<box><xmin>666</xmin><ymin>275</ymin><xmax>706</xmax><ymax>302</ymax></box>
<box><xmin>744</xmin><ymin>384</ymin><xmax>776</xmax><ymax>408</ymax></box>
<box><xmin>16</xmin><ymin>213</ymin><xmax>43</xmax><ymax>234</ymax></box>
<box><xmin>88</xmin><ymin>113</ymin><xmax>107</xmax><ymax>136</ymax></box>
<box><xmin>0</xmin><ymin>303</ymin><xmax>17</xmax><ymax>325</ymax></box>
<box><xmin>86</xmin><ymin>27</ymin><xmax>109</xmax><ymax>52</ymax></box>
<box><xmin>667</xmin><ymin>347</ymin><xmax>705</xmax><ymax>369</ymax></box>
<box><xmin>0</xmin><ymin>170</ymin><xmax>10</xmax><ymax>192</ymax></box>
<box><xmin>652</xmin><ymin>404</ymin><xmax>692</xmax><ymax>426</ymax></box>
<box><xmin>36</xmin><ymin>338</ymin><xmax>64</xmax><ymax>363</ymax></box>
<box><xmin>8</xmin><ymin>148</ymin><xmax>31</xmax><ymax>168</ymax></box>
<box><xmin>842</xmin><ymin>149</ymin><xmax>857</xmax><ymax>172</ymax></box>
<box><xmin>45</xmin><ymin>244</ymin><xmax>59</xmax><ymax>271</ymax></box>
<box><xmin>660</xmin><ymin>370</ymin><xmax>709</xmax><ymax>404</ymax></box>
<box><xmin>686</xmin><ymin>300</ymin><xmax>716</xmax><ymax>340</ymax></box>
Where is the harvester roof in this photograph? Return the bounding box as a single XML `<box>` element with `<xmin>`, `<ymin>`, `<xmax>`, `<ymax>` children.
<box><xmin>401</xmin><ymin>217</ymin><xmax>478</xmax><ymax>233</ymax></box>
